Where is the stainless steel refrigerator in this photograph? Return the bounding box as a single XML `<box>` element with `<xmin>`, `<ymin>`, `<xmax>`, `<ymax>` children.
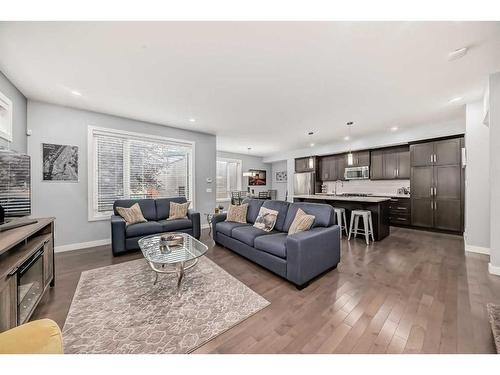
<box><xmin>293</xmin><ymin>172</ymin><xmax>316</xmax><ymax>196</ymax></box>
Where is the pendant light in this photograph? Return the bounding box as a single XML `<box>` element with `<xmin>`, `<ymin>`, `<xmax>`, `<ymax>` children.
<box><xmin>307</xmin><ymin>131</ymin><xmax>315</xmax><ymax>168</ymax></box>
<box><xmin>242</xmin><ymin>147</ymin><xmax>256</xmax><ymax>177</ymax></box>
<box><xmin>346</xmin><ymin>122</ymin><xmax>354</xmax><ymax>166</ymax></box>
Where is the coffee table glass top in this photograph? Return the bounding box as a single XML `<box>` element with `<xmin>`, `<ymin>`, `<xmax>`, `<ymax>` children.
<box><xmin>138</xmin><ymin>232</ymin><xmax>208</xmax><ymax>265</ymax></box>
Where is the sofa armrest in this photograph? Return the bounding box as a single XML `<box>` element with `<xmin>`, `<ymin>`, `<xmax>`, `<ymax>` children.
<box><xmin>187</xmin><ymin>209</ymin><xmax>201</xmax><ymax>240</ymax></box>
<box><xmin>211</xmin><ymin>213</ymin><xmax>227</xmax><ymax>240</ymax></box>
<box><xmin>286</xmin><ymin>225</ymin><xmax>341</xmax><ymax>287</ymax></box>
<box><xmin>111</xmin><ymin>215</ymin><xmax>126</xmax><ymax>255</ymax></box>
<box><xmin>0</xmin><ymin>319</ymin><xmax>63</xmax><ymax>354</ymax></box>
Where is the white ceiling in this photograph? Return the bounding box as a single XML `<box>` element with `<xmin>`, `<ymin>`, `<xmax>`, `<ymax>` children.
<box><xmin>0</xmin><ymin>21</ymin><xmax>499</xmax><ymax>156</ymax></box>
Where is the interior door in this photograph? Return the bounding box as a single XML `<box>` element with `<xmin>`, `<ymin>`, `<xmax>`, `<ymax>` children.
<box><xmin>411</xmin><ymin>166</ymin><xmax>434</xmax><ymax>228</ymax></box>
<box><xmin>370</xmin><ymin>150</ymin><xmax>384</xmax><ymax>180</ymax></box>
<box><xmin>410</xmin><ymin>142</ymin><xmax>434</xmax><ymax>167</ymax></box>
<box><xmin>434</xmin><ymin>138</ymin><xmax>461</xmax><ymax>166</ymax></box>
<box><xmin>383</xmin><ymin>149</ymin><xmax>398</xmax><ymax>179</ymax></box>
<box><xmin>434</xmin><ymin>165</ymin><xmax>462</xmax><ymax>231</ymax></box>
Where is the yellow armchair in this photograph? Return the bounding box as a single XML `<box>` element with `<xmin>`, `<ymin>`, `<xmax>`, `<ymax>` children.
<box><xmin>0</xmin><ymin>319</ymin><xmax>63</xmax><ymax>354</ymax></box>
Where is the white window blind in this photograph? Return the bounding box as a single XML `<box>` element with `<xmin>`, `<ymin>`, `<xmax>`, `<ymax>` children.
<box><xmin>216</xmin><ymin>158</ymin><xmax>241</xmax><ymax>201</ymax></box>
<box><xmin>89</xmin><ymin>127</ymin><xmax>193</xmax><ymax>220</ymax></box>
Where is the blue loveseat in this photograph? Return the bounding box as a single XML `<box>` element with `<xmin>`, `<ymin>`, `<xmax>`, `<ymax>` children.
<box><xmin>111</xmin><ymin>197</ymin><xmax>201</xmax><ymax>255</ymax></box>
<box><xmin>212</xmin><ymin>198</ymin><xmax>341</xmax><ymax>289</ymax></box>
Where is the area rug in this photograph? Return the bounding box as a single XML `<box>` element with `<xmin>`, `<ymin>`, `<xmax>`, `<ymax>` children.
<box><xmin>487</xmin><ymin>303</ymin><xmax>500</xmax><ymax>353</ymax></box>
<box><xmin>62</xmin><ymin>257</ymin><xmax>269</xmax><ymax>354</ymax></box>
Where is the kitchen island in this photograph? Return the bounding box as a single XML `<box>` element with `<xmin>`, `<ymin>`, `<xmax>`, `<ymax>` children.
<box><xmin>293</xmin><ymin>194</ymin><xmax>391</xmax><ymax>241</ymax></box>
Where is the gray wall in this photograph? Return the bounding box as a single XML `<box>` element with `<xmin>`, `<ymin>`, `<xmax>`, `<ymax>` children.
<box><xmin>271</xmin><ymin>160</ymin><xmax>288</xmax><ymax>200</ymax></box>
<box><xmin>489</xmin><ymin>72</ymin><xmax>500</xmax><ymax>270</ymax></box>
<box><xmin>27</xmin><ymin>100</ymin><xmax>216</xmax><ymax>248</ymax></box>
<box><xmin>0</xmin><ymin>71</ymin><xmax>27</xmax><ymax>153</ymax></box>
<box><xmin>216</xmin><ymin>150</ymin><xmax>271</xmax><ymax>201</ymax></box>
<box><xmin>465</xmin><ymin>101</ymin><xmax>490</xmax><ymax>251</ymax></box>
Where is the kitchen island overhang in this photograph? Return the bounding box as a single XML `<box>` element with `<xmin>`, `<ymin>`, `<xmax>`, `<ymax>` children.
<box><xmin>293</xmin><ymin>195</ymin><xmax>391</xmax><ymax>241</ymax></box>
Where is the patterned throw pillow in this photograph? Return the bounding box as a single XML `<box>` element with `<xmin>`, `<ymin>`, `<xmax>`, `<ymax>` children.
<box><xmin>167</xmin><ymin>201</ymin><xmax>191</xmax><ymax>220</ymax></box>
<box><xmin>226</xmin><ymin>204</ymin><xmax>248</xmax><ymax>224</ymax></box>
<box><xmin>288</xmin><ymin>208</ymin><xmax>315</xmax><ymax>235</ymax></box>
<box><xmin>116</xmin><ymin>203</ymin><xmax>147</xmax><ymax>225</ymax></box>
<box><xmin>253</xmin><ymin>207</ymin><xmax>279</xmax><ymax>232</ymax></box>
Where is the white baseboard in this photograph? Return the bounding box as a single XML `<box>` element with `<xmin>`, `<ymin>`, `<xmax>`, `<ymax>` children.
<box><xmin>464</xmin><ymin>243</ymin><xmax>490</xmax><ymax>255</ymax></box>
<box><xmin>488</xmin><ymin>262</ymin><xmax>500</xmax><ymax>276</ymax></box>
<box><xmin>55</xmin><ymin>239</ymin><xmax>111</xmax><ymax>253</ymax></box>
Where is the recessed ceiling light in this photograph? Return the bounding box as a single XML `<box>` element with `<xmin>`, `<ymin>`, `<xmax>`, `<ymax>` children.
<box><xmin>310</xmin><ymin>143</ymin><xmax>315</xmax><ymax>147</ymax></box>
<box><xmin>448</xmin><ymin>47</ymin><xmax>468</xmax><ymax>61</ymax></box>
<box><xmin>70</xmin><ymin>90</ymin><xmax>82</xmax><ymax>96</ymax></box>
<box><xmin>449</xmin><ymin>96</ymin><xmax>463</xmax><ymax>104</ymax></box>
<box><xmin>189</xmin><ymin>118</ymin><xmax>196</xmax><ymax>123</ymax></box>
<box><xmin>390</xmin><ymin>126</ymin><xmax>399</xmax><ymax>131</ymax></box>
<box><xmin>344</xmin><ymin>136</ymin><xmax>350</xmax><ymax>141</ymax></box>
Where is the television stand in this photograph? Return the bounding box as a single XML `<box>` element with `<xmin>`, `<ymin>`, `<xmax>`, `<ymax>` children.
<box><xmin>0</xmin><ymin>218</ymin><xmax>38</xmax><ymax>232</ymax></box>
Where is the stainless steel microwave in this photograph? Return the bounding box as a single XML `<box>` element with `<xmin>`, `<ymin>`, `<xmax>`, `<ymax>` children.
<box><xmin>344</xmin><ymin>166</ymin><xmax>369</xmax><ymax>180</ymax></box>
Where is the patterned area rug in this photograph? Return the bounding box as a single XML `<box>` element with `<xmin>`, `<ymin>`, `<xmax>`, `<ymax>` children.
<box><xmin>62</xmin><ymin>257</ymin><xmax>269</xmax><ymax>353</ymax></box>
<box><xmin>487</xmin><ymin>303</ymin><xmax>500</xmax><ymax>353</ymax></box>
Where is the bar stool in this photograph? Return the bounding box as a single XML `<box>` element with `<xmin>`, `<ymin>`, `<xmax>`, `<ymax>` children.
<box><xmin>348</xmin><ymin>210</ymin><xmax>375</xmax><ymax>245</ymax></box>
<box><xmin>333</xmin><ymin>207</ymin><xmax>348</xmax><ymax>237</ymax></box>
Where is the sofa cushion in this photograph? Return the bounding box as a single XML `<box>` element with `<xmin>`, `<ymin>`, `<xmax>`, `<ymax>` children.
<box><xmin>226</xmin><ymin>203</ymin><xmax>248</xmax><ymax>223</ymax></box>
<box><xmin>241</xmin><ymin>198</ymin><xmax>265</xmax><ymax>224</ymax></box>
<box><xmin>114</xmin><ymin>199</ymin><xmax>157</xmax><ymax>221</ymax></box>
<box><xmin>158</xmin><ymin>218</ymin><xmax>192</xmax><ymax>232</ymax></box>
<box><xmin>215</xmin><ymin>221</ymin><xmax>250</xmax><ymax>237</ymax></box>
<box><xmin>254</xmin><ymin>233</ymin><xmax>288</xmax><ymax>259</ymax></box>
<box><xmin>155</xmin><ymin>197</ymin><xmax>188</xmax><ymax>220</ymax></box>
<box><xmin>261</xmin><ymin>200</ymin><xmax>290</xmax><ymax>232</ymax></box>
<box><xmin>115</xmin><ymin>203</ymin><xmax>147</xmax><ymax>225</ymax></box>
<box><xmin>283</xmin><ymin>202</ymin><xmax>334</xmax><ymax>232</ymax></box>
<box><xmin>125</xmin><ymin>221</ymin><xmax>163</xmax><ymax>238</ymax></box>
<box><xmin>231</xmin><ymin>225</ymin><xmax>277</xmax><ymax>247</ymax></box>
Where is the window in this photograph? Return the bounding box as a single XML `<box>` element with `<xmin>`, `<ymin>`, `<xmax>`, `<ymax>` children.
<box><xmin>216</xmin><ymin>157</ymin><xmax>242</xmax><ymax>201</ymax></box>
<box><xmin>88</xmin><ymin>126</ymin><xmax>194</xmax><ymax>220</ymax></box>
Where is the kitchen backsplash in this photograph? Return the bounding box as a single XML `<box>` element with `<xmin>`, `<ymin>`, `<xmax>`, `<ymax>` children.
<box><xmin>323</xmin><ymin>179</ymin><xmax>410</xmax><ymax>195</ymax></box>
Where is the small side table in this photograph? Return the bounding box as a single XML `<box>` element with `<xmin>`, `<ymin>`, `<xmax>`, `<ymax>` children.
<box><xmin>205</xmin><ymin>212</ymin><xmax>226</xmax><ymax>236</ymax></box>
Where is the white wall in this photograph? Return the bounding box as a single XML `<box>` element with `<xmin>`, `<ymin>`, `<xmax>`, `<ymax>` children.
<box><xmin>0</xmin><ymin>71</ymin><xmax>27</xmax><ymax>153</ymax></box>
<box><xmin>28</xmin><ymin>100</ymin><xmax>217</xmax><ymax>249</ymax></box>
<box><xmin>464</xmin><ymin>101</ymin><xmax>490</xmax><ymax>253</ymax></box>
<box><xmin>489</xmin><ymin>72</ymin><xmax>500</xmax><ymax>274</ymax></box>
<box><xmin>216</xmin><ymin>150</ymin><xmax>272</xmax><ymax>202</ymax></box>
<box><xmin>271</xmin><ymin>160</ymin><xmax>288</xmax><ymax>200</ymax></box>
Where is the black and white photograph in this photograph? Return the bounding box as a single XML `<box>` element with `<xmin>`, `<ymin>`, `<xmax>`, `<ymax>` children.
<box><xmin>42</xmin><ymin>143</ymin><xmax>79</xmax><ymax>181</ymax></box>
<box><xmin>275</xmin><ymin>170</ymin><xmax>287</xmax><ymax>183</ymax></box>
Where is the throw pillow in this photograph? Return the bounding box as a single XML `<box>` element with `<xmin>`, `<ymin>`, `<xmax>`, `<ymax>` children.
<box><xmin>167</xmin><ymin>201</ymin><xmax>191</xmax><ymax>220</ymax></box>
<box><xmin>116</xmin><ymin>203</ymin><xmax>147</xmax><ymax>225</ymax></box>
<box><xmin>288</xmin><ymin>208</ymin><xmax>315</xmax><ymax>235</ymax></box>
<box><xmin>226</xmin><ymin>203</ymin><xmax>248</xmax><ymax>223</ymax></box>
<box><xmin>253</xmin><ymin>206</ymin><xmax>279</xmax><ymax>232</ymax></box>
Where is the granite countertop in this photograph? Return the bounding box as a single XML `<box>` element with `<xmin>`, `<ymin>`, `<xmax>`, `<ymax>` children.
<box><xmin>294</xmin><ymin>194</ymin><xmax>391</xmax><ymax>203</ymax></box>
<box><xmin>316</xmin><ymin>192</ymin><xmax>411</xmax><ymax>199</ymax></box>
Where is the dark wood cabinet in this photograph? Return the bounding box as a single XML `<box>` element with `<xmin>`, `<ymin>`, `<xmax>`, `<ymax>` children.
<box><xmin>410</xmin><ymin>137</ymin><xmax>464</xmax><ymax>232</ymax></box>
<box><xmin>370</xmin><ymin>146</ymin><xmax>410</xmax><ymax>180</ymax></box>
<box><xmin>351</xmin><ymin>150</ymin><xmax>370</xmax><ymax>167</ymax></box>
<box><xmin>337</xmin><ymin>154</ymin><xmax>347</xmax><ymax>180</ymax></box>
<box><xmin>295</xmin><ymin>157</ymin><xmax>316</xmax><ymax>172</ymax></box>
<box><xmin>389</xmin><ymin>198</ymin><xmax>411</xmax><ymax>226</ymax></box>
<box><xmin>319</xmin><ymin>156</ymin><xmax>337</xmax><ymax>181</ymax></box>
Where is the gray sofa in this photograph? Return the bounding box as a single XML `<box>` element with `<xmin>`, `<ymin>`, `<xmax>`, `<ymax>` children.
<box><xmin>212</xmin><ymin>198</ymin><xmax>341</xmax><ymax>289</ymax></box>
<box><xmin>111</xmin><ymin>197</ymin><xmax>201</xmax><ymax>255</ymax></box>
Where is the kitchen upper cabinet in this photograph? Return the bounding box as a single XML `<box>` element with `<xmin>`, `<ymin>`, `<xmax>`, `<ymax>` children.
<box><xmin>370</xmin><ymin>150</ymin><xmax>384</xmax><ymax>180</ymax></box>
<box><xmin>352</xmin><ymin>150</ymin><xmax>370</xmax><ymax>167</ymax></box>
<box><xmin>337</xmin><ymin>154</ymin><xmax>347</xmax><ymax>180</ymax></box>
<box><xmin>434</xmin><ymin>138</ymin><xmax>461</xmax><ymax>166</ymax></box>
<box><xmin>410</xmin><ymin>142</ymin><xmax>435</xmax><ymax>166</ymax></box>
<box><xmin>370</xmin><ymin>146</ymin><xmax>410</xmax><ymax>180</ymax></box>
<box><xmin>295</xmin><ymin>157</ymin><xmax>316</xmax><ymax>172</ymax></box>
<box><xmin>319</xmin><ymin>156</ymin><xmax>337</xmax><ymax>181</ymax></box>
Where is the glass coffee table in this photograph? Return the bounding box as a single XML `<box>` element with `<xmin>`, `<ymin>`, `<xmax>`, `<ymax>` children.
<box><xmin>138</xmin><ymin>232</ymin><xmax>208</xmax><ymax>294</ymax></box>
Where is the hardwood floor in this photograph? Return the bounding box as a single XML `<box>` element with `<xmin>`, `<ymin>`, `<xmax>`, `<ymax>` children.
<box><xmin>31</xmin><ymin>227</ymin><xmax>500</xmax><ymax>353</ymax></box>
